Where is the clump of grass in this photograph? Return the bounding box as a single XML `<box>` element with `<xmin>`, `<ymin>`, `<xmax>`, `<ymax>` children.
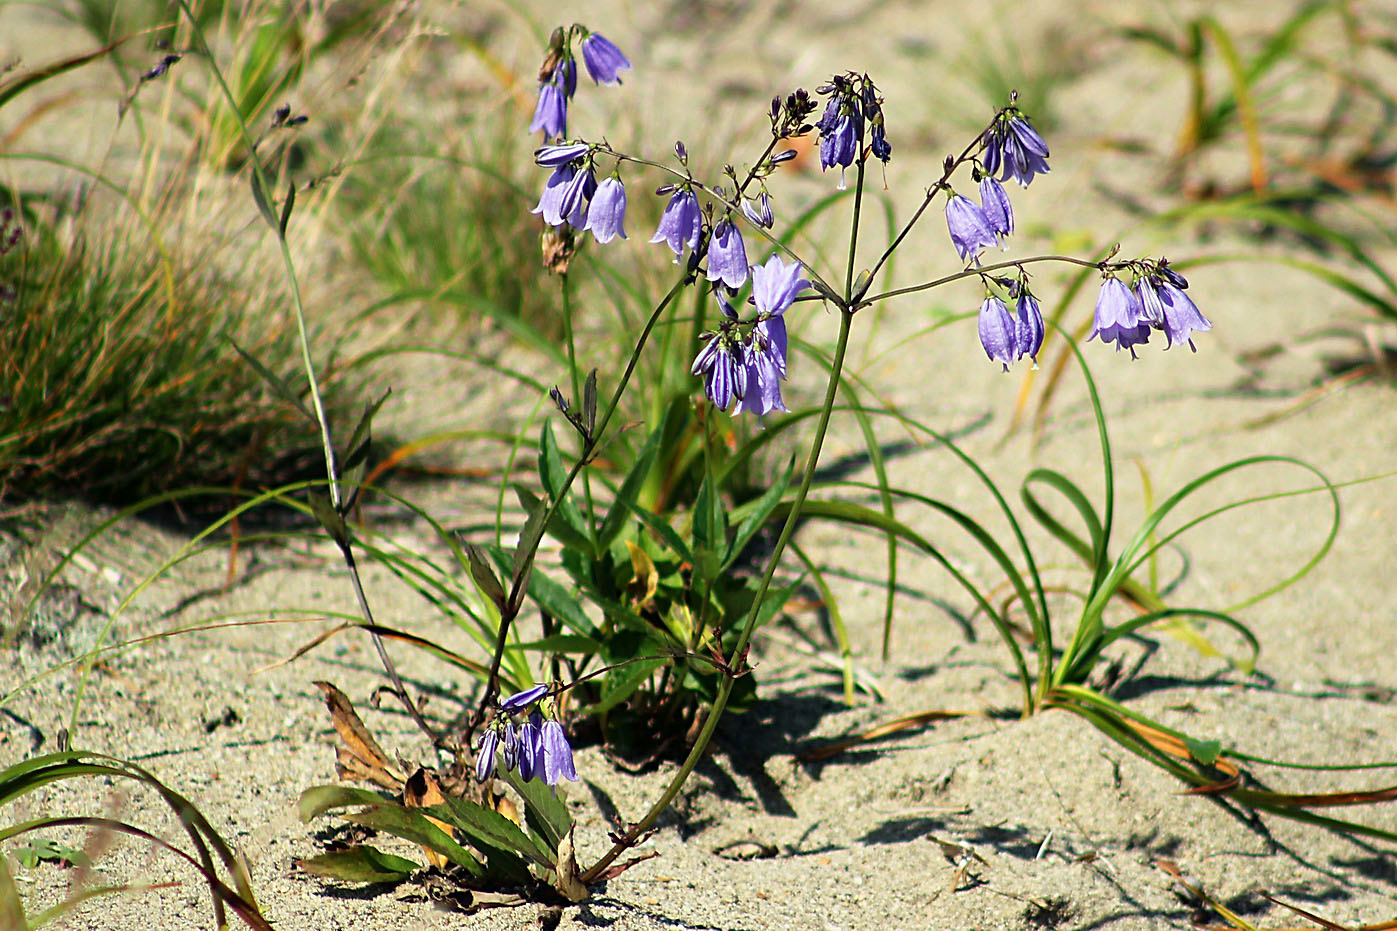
<box><xmin>0</xmin><ymin>203</ymin><xmax>352</xmax><ymax>507</ymax></box>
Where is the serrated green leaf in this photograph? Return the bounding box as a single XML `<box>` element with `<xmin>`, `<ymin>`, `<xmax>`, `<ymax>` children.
<box><xmin>296</xmin><ymin>845</ymin><xmax>419</xmax><ymax>883</ymax></box>
<box><xmin>344</xmin><ymin>806</ymin><xmax>482</xmax><ymax>876</ymax></box>
<box><xmin>499</xmin><ymin>770</ymin><xmax>573</xmax><ymax>854</ymax></box>
<box><xmin>434</xmin><ymin>798</ymin><xmax>552</xmax><ymax>868</ymax></box>
<box><xmin>465</xmin><ymin>543</ymin><xmax>507</xmax><ymax>611</ymax></box>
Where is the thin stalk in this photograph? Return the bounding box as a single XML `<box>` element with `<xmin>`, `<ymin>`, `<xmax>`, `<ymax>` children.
<box><xmin>864</xmin><ymin>254</ymin><xmax>1103</xmax><ymax>305</ymax></box>
<box><xmin>583</xmin><ymin>306</ymin><xmax>856</xmax><ymax>884</ymax></box>
<box><xmin>559</xmin><ymin>272</ymin><xmax>598</xmax><ymax>542</ymax></box>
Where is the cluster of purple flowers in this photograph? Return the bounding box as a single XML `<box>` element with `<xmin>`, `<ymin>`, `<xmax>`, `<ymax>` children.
<box><xmin>815</xmin><ymin>73</ymin><xmax>891</xmax><ymax>188</ymax></box>
<box><xmin>981</xmin><ymin>109</ymin><xmax>1050</xmax><ymax>188</ymax></box>
<box><xmin>1089</xmin><ymin>261</ymin><xmax>1212</xmax><ymax>356</ymax></box>
<box><xmin>977</xmin><ymin>280</ymin><xmax>1045</xmax><ymax>371</ymax></box>
<box><xmin>945</xmin><ymin>176</ymin><xmax>1016</xmax><ymax>263</ymax></box>
<box><xmin>476</xmin><ymin>685</ymin><xmax>579</xmax><ymax>787</ymax></box>
<box><xmin>691</xmin><ymin>255</ymin><xmax>808</xmax><ymax>417</ymax></box>
<box><xmin>530</xmin><ymin>29</ymin><xmax>631</xmax><ymax>142</ymax></box>
<box><xmin>532</xmin><ymin>144</ymin><xmax>629</xmax><ymax>244</ymax></box>
<box><xmin>942</xmin><ymin>108</ymin><xmax>1049</xmax><ymax>264</ymax></box>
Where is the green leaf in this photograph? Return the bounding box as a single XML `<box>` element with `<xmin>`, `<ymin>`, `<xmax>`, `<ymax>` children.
<box><xmin>692</xmin><ymin>475</ymin><xmax>726</xmax><ymax>555</ymax></box>
<box><xmin>249</xmin><ymin>165</ymin><xmax>280</xmax><ymax>234</ymax></box>
<box><xmin>0</xmin><ymin>850</ymin><xmax>24</xmax><ymax>931</ymax></box>
<box><xmin>620</xmin><ymin>499</ymin><xmax>693</xmax><ymax>565</ymax></box>
<box><xmin>1186</xmin><ymin>738</ymin><xmax>1223</xmax><ymax>766</ymax></box>
<box><xmin>227</xmin><ymin>338</ymin><xmax>313</xmax><ymax>422</ymax></box>
<box><xmin>723</xmin><ymin>457</ymin><xmax>793</xmax><ymax>570</ymax></box>
<box><xmin>434</xmin><ymin>798</ymin><xmax>552</xmax><ymax>868</ymax></box>
<box><xmin>306</xmin><ymin>489</ymin><xmax>349</xmax><ymax>548</ymax></box>
<box><xmin>298</xmin><ymin>785</ymin><xmax>394</xmax><ymax>823</ymax></box>
<box><xmin>539</xmin><ymin>421</ymin><xmax>591</xmax><ymax>550</ymax></box>
<box><xmin>296</xmin><ymin>845</ymin><xmax>419</xmax><ymax>883</ymax></box>
<box><xmin>278</xmin><ymin>178</ymin><xmax>296</xmax><ymax>235</ymax></box>
<box><xmin>598</xmin><ymin>425</ymin><xmax>661</xmax><ymax>551</ymax></box>
<box><xmin>499</xmin><ymin>770</ymin><xmax>573</xmax><ymax>853</ymax></box>
<box><xmin>345</xmin><ymin>806</ymin><xmax>482</xmax><ymax>876</ymax></box>
<box><xmin>582</xmin><ymin>369</ymin><xmax>598</xmax><ymax>438</ymax></box>
<box><xmin>465</xmin><ymin>542</ymin><xmax>507</xmax><ymax>611</ymax></box>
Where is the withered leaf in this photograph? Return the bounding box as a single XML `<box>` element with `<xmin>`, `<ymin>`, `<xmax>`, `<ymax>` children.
<box><xmin>315</xmin><ymin>681</ymin><xmax>404</xmax><ymax>790</ymax></box>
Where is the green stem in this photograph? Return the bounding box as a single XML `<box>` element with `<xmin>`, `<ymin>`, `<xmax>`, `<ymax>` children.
<box><xmin>583</xmin><ymin>306</ymin><xmax>856</xmax><ymax>884</ymax></box>
<box><xmin>863</xmin><ymin>254</ymin><xmax>1103</xmax><ymax>306</ymax></box>
<box><xmin>559</xmin><ymin>272</ymin><xmax>598</xmax><ymax>544</ymax></box>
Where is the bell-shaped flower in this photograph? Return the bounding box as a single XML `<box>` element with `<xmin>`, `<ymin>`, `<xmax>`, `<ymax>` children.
<box><xmin>979</xmin><ymin>177</ymin><xmax>1014</xmax><ymax>244</ymax></box>
<box><xmin>531</xmin><ymin>164</ymin><xmax>575</xmax><ymax>227</ymax></box>
<box><xmin>529</xmin><ymin>66</ymin><xmax>570</xmax><ymax>139</ymax></box>
<box><xmin>750</xmin><ymin>254</ymin><xmax>808</xmax><ymax>320</ymax></box>
<box><xmin>691</xmin><ymin>328</ymin><xmax>747</xmax><ymax>411</ymax></box>
<box><xmin>819</xmin><ymin>113</ymin><xmax>859</xmax><ymax>188</ymax></box>
<box><xmin>742</xmin><ymin>192</ymin><xmax>774</xmax><ymax>229</ymax></box>
<box><xmin>475</xmin><ymin>728</ymin><xmax>499</xmax><ymax>782</ymax></box>
<box><xmin>558</xmin><ymin>165</ymin><xmax>595</xmax><ymax>228</ymax></box>
<box><xmin>735</xmin><ymin>331</ymin><xmax>788</xmax><ymax>417</ymax></box>
<box><xmin>584</xmin><ymin>176</ymin><xmax>627</xmax><ymax>243</ymax></box>
<box><xmin>514</xmin><ymin>713</ymin><xmax>544</xmax><ymax>782</ymax></box>
<box><xmin>1015</xmin><ymin>291</ymin><xmax>1044</xmax><ymax>363</ymax></box>
<box><xmin>978</xmin><ymin>296</ymin><xmax>1017</xmax><ymax>371</ymax></box>
<box><xmin>581</xmin><ymin>33</ymin><xmax>631</xmax><ymax>85</ymax></box>
<box><xmin>1090</xmin><ymin>277</ymin><xmax>1151</xmax><ymax>357</ymax></box>
<box><xmin>650</xmin><ymin>188</ymin><xmax>702</xmax><ymax>259</ymax></box>
<box><xmin>540</xmin><ymin>720</ymin><xmax>579</xmax><ymax>785</ymax></box>
<box><xmin>945</xmin><ymin>195</ymin><xmax>998</xmax><ymax>262</ymax></box>
<box><xmin>705</xmin><ymin>218</ymin><xmax>749</xmax><ymax>288</ymax></box>
<box><xmin>1156</xmin><ymin>282</ymin><xmax>1211</xmax><ymax>351</ymax></box>
<box><xmin>984</xmin><ymin>113</ymin><xmax>1050</xmax><ymax>187</ymax></box>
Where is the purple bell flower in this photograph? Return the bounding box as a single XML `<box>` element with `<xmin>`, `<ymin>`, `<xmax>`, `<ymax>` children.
<box><xmin>650</xmin><ymin>188</ymin><xmax>702</xmax><ymax>259</ymax></box>
<box><xmin>1015</xmin><ymin>291</ymin><xmax>1044</xmax><ymax>363</ymax></box>
<box><xmin>1156</xmin><ymin>282</ymin><xmax>1211</xmax><ymax>351</ymax></box>
<box><xmin>691</xmin><ymin>329</ymin><xmax>747</xmax><ymax>411</ymax></box>
<box><xmin>515</xmin><ymin>713</ymin><xmax>544</xmax><ymax>782</ymax></box>
<box><xmin>979</xmin><ymin>176</ymin><xmax>1014</xmax><ymax>244</ymax></box>
<box><xmin>531</xmin><ymin>164</ymin><xmax>576</xmax><ymax>227</ymax></box>
<box><xmin>499</xmin><ymin>722</ymin><xmax>519</xmax><ymax>771</ymax></box>
<box><xmin>475</xmin><ymin>728</ymin><xmax>499</xmax><ymax>782</ymax></box>
<box><xmin>819</xmin><ymin>113</ymin><xmax>859</xmax><ymax>187</ymax></box>
<box><xmin>706</xmin><ymin>218</ymin><xmax>749</xmax><ymax>288</ymax></box>
<box><xmin>559</xmin><ymin>165</ymin><xmax>595</xmax><ymax>228</ymax></box>
<box><xmin>735</xmin><ymin>330</ymin><xmax>788</xmax><ymax>417</ymax></box>
<box><xmin>539</xmin><ymin>720</ymin><xmax>579</xmax><ymax>785</ymax></box>
<box><xmin>584</xmin><ymin>176</ymin><xmax>627</xmax><ymax>243</ymax></box>
<box><xmin>978</xmin><ymin>296</ymin><xmax>1017</xmax><ymax>371</ymax></box>
<box><xmin>581</xmin><ymin>33</ymin><xmax>631</xmax><ymax>85</ymax></box>
<box><xmin>945</xmin><ymin>195</ymin><xmax>998</xmax><ymax>262</ymax></box>
<box><xmin>529</xmin><ymin>63</ymin><xmax>571</xmax><ymax>140</ymax></box>
<box><xmin>983</xmin><ymin>113</ymin><xmax>1050</xmax><ymax>187</ymax></box>
<box><xmin>1090</xmin><ymin>277</ymin><xmax>1152</xmax><ymax>357</ymax></box>
<box><xmin>742</xmin><ymin>192</ymin><xmax>774</xmax><ymax>229</ymax></box>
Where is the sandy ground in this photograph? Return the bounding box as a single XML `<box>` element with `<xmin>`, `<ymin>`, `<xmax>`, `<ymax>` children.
<box><xmin>4</xmin><ymin>1</ymin><xmax>1397</xmax><ymax>929</ymax></box>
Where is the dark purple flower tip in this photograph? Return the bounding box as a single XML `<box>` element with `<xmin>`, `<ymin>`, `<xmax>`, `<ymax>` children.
<box><xmin>515</xmin><ymin>716</ymin><xmax>543</xmax><ymax>782</ymax></box>
<box><xmin>531</xmin><ymin>164</ymin><xmax>575</xmax><ymax>226</ymax></box>
<box><xmin>945</xmin><ymin>195</ymin><xmax>998</xmax><ymax>262</ymax></box>
<box><xmin>529</xmin><ymin>81</ymin><xmax>567</xmax><ymax>139</ymax></box>
<box><xmin>476</xmin><ymin>729</ymin><xmax>499</xmax><ymax>782</ymax></box>
<box><xmin>581</xmin><ymin>33</ymin><xmax>631</xmax><ymax>85</ymax></box>
<box><xmin>540</xmin><ymin>720</ymin><xmax>579</xmax><ymax>785</ymax></box>
<box><xmin>650</xmin><ymin>189</ymin><xmax>702</xmax><ymax>259</ymax></box>
<box><xmin>1156</xmin><ymin>259</ymin><xmax>1188</xmax><ymax>290</ymax></box>
<box><xmin>559</xmin><ymin>166</ymin><xmax>596</xmax><ymax>228</ymax></box>
<box><xmin>705</xmin><ymin>219</ymin><xmax>750</xmax><ymax>288</ymax></box>
<box><xmin>979</xmin><ymin>177</ymin><xmax>1014</xmax><ymax>242</ymax></box>
<box><xmin>978</xmin><ymin>296</ymin><xmax>1017</xmax><ymax>371</ymax></box>
<box><xmin>499</xmin><ymin>683</ymin><xmax>549</xmax><ymax>713</ymax></box>
<box><xmin>1090</xmin><ymin>277</ymin><xmax>1151</xmax><ymax>356</ymax></box>
<box><xmin>771</xmin><ymin>149</ymin><xmax>798</xmax><ymax>164</ymax></box>
<box><xmin>584</xmin><ymin>176</ymin><xmax>627</xmax><ymax>243</ymax></box>
<box><xmin>1156</xmin><ymin>282</ymin><xmax>1211</xmax><ymax>351</ymax></box>
<box><xmin>1015</xmin><ymin>292</ymin><xmax>1044</xmax><ymax>363</ymax></box>
<box><xmin>534</xmin><ymin>142</ymin><xmax>589</xmax><ymax>167</ymax></box>
<box><xmin>751</xmin><ymin>254</ymin><xmax>808</xmax><ymax>318</ymax></box>
<box><xmin>691</xmin><ymin>332</ymin><xmax>747</xmax><ymax>410</ymax></box>
<box><xmin>870</xmin><ymin>123</ymin><xmax>891</xmax><ymax>163</ymax></box>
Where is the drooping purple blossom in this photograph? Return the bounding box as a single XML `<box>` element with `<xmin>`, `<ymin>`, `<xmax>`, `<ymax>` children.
<box><xmin>750</xmin><ymin>254</ymin><xmax>808</xmax><ymax>323</ymax></box>
<box><xmin>476</xmin><ymin>728</ymin><xmax>499</xmax><ymax>782</ymax></box>
<box><xmin>559</xmin><ymin>165</ymin><xmax>595</xmax><ymax>228</ymax></box>
<box><xmin>742</xmin><ymin>192</ymin><xmax>774</xmax><ymax>229</ymax></box>
<box><xmin>1015</xmin><ymin>291</ymin><xmax>1044</xmax><ymax>363</ymax></box>
<box><xmin>945</xmin><ymin>195</ymin><xmax>998</xmax><ymax>262</ymax></box>
<box><xmin>983</xmin><ymin>112</ymin><xmax>1050</xmax><ymax>187</ymax></box>
<box><xmin>531</xmin><ymin>164</ymin><xmax>574</xmax><ymax>227</ymax></box>
<box><xmin>691</xmin><ymin>330</ymin><xmax>746</xmax><ymax>411</ymax></box>
<box><xmin>978</xmin><ymin>296</ymin><xmax>1017</xmax><ymax>371</ymax></box>
<box><xmin>584</xmin><ymin>176</ymin><xmax>627</xmax><ymax>243</ymax></box>
<box><xmin>515</xmin><ymin>713</ymin><xmax>543</xmax><ymax>782</ymax></box>
<box><xmin>1090</xmin><ymin>276</ymin><xmax>1152</xmax><ymax>357</ymax></box>
<box><xmin>529</xmin><ymin>63</ymin><xmax>571</xmax><ymax>140</ymax></box>
<box><xmin>819</xmin><ymin>113</ymin><xmax>859</xmax><ymax>188</ymax></box>
<box><xmin>581</xmin><ymin>33</ymin><xmax>631</xmax><ymax>85</ymax></box>
<box><xmin>979</xmin><ymin>176</ymin><xmax>1014</xmax><ymax>244</ymax></box>
<box><xmin>539</xmin><ymin>720</ymin><xmax>579</xmax><ymax>785</ymax></box>
<box><xmin>705</xmin><ymin>218</ymin><xmax>749</xmax><ymax>288</ymax></box>
<box><xmin>736</xmin><ymin>329</ymin><xmax>788</xmax><ymax>417</ymax></box>
<box><xmin>1155</xmin><ymin>281</ymin><xmax>1211</xmax><ymax>350</ymax></box>
<box><xmin>650</xmin><ymin>188</ymin><xmax>702</xmax><ymax>259</ymax></box>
